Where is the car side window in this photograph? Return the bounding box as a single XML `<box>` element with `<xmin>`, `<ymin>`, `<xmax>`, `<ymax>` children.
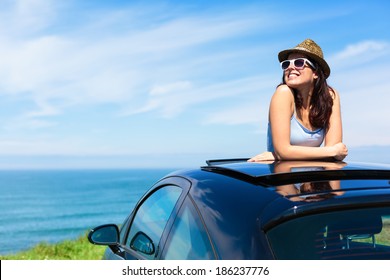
<box><xmin>161</xmin><ymin>198</ymin><xmax>216</xmax><ymax>260</ymax></box>
<box><xmin>126</xmin><ymin>185</ymin><xmax>182</xmax><ymax>259</ymax></box>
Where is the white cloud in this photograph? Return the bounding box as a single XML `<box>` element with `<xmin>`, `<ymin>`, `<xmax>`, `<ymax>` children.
<box><xmin>330</xmin><ymin>43</ymin><xmax>390</xmax><ymax>147</ymax></box>
<box><xmin>25</xmin><ymin>98</ymin><xmax>61</xmax><ymax>118</ymax></box>
<box><xmin>329</xmin><ymin>40</ymin><xmax>390</xmax><ymax>72</ymax></box>
<box><xmin>0</xmin><ymin>3</ymin><xmax>272</xmax><ymax>125</ymax></box>
<box><xmin>332</xmin><ymin>41</ymin><xmax>389</xmax><ymax>60</ymax></box>
<box><xmin>150</xmin><ymin>81</ymin><xmax>193</xmax><ymax>96</ymax></box>
<box><xmin>125</xmin><ymin>75</ymin><xmax>275</xmax><ymax>119</ymax></box>
<box><xmin>204</xmin><ymin>102</ymin><xmax>268</xmax><ymax>126</ymax></box>
<box><xmin>0</xmin><ymin>1</ymin><xmax>388</xmax><ymax>163</ymax></box>
<box><xmin>0</xmin><ymin>36</ymin><xmax>72</xmax><ymax>92</ymax></box>
<box><xmin>0</xmin><ymin>0</ymin><xmax>60</xmax><ymax>38</ymax></box>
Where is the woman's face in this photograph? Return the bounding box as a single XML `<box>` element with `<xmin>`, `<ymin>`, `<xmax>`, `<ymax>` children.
<box><xmin>283</xmin><ymin>53</ymin><xmax>318</xmax><ymax>89</ymax></box>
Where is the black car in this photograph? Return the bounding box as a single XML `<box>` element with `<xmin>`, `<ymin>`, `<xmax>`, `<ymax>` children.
<box><xmin>88</xmin><ymin>159</ymin><xmax>390</xmax><ymax>260</ymax></box>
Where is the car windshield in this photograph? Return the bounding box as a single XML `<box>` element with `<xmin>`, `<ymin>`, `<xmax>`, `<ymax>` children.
<box><xmin>267</xmin><ymin>207</ymin><xmax>390</xmax><ymax>259</ymax></box>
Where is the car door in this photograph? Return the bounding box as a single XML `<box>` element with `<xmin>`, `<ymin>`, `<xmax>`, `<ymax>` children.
<box><xmin>120</xmin><ymin>176</ymin><xmax>191</xmax><ymax>260</ymax></box>
<box><xmin>160</xmin><ymin>196</ymin><xmax>217</xmax><ymax>259</ymax></box>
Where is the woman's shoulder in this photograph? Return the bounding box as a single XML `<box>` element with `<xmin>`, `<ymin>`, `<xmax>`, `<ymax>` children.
<box><xmin>274</xmin><ymin>84</ymin><xmax>294</xmax><ymax>97</ymax></box>
<box><xmin>276</xmin><ymin>84</ymin><xmax>292</xmax><ymax>92</ymax></box>
<box><xmin>271</xmin><ymin>85</ymin><xmax>295</xmax><ymax>109</ymax></box>
<box><xmin>272</xmin><ymin>85</ymin><xmax>295</xmax><ymax>103</ymax></box>
<box><xmin>328</xmin><ymin>86</ymin><xmax>340</xmax><ymax>100</ymax></box>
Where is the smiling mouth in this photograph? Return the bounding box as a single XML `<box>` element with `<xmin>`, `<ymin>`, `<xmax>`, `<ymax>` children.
<box><xmin>288</xmin><ymin>72</ymin><xmax>299</xmax><ymax>78</ymax></box>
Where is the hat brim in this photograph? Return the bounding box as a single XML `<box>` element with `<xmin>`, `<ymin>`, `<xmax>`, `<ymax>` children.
<box><xmin>278</xmin><ymin>49</ymin><xmax>330</xmax><ymax>78</ymax></box>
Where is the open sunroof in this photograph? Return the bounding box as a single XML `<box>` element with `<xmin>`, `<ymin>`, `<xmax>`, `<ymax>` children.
<box><xmin>201</xmin><ymin>159</ymin><xmax>390</xmax><ymax>187</ymax></box>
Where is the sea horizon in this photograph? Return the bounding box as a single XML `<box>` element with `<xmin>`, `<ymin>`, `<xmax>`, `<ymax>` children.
<box><xmin>0</xmin><ymin>168</ymin><xmax>175</xmax><ymax>255</ymax></box>
<box><xmin>0</xmin><ymin>145</ymin><xmax>388</xmax><ymax>170</ymax></box>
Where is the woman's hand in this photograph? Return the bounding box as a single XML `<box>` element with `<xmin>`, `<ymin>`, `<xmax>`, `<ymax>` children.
<box><xmin>248</xmin><ymin>152</ymin><xmax>275</xmax><ymax>162</ymax></box>
<box><xmin>332</xmin><ymin>142</ymin><xmax>348</xmax><ymax>161</ymax></box>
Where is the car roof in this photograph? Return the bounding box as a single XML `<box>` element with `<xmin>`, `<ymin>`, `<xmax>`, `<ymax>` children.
<box><xmin>164</xmin><ymin>159</ymin><xmax>390</xmax><ymax>257</ymax></box>
<box><xmin>200</xmin><ymin>158</ymin><xmax>390</xmax><ymax>187</ymax></box>
<box><xmin>197</xmin><ymin>159</ymin><xmax>390</xmax><ymax>223</ymax></box>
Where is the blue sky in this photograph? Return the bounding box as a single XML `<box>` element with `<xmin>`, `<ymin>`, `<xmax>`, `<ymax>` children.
<box><xmin>0</xmin><ymin>0</ymin><xmax>389</xmax><ymax>169</ymax></box>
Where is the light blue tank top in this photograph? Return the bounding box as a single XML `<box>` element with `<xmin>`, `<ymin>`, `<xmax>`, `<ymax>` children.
<box><xmin>267</xmin><ymin>114</ymin><xmax>325</xmax><ymax>152</ymax></box>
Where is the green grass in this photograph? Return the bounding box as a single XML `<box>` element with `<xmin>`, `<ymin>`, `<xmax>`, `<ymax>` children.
<box><xmin>376</xmin><ymin>220</ymin><xmax>390</xmax><ymax>246</ymax></box>
<box><xmin>0</xmin><ymin>232</ymin><xmax>106</xmax><ymax>260</ymax></box>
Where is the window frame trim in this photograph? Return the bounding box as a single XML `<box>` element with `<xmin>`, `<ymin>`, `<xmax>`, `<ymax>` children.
<box><xmin>159</xmin><ymin>195</ymin><xmax>218</xmax><ymax>260</ymax></box>
<box><xmin>120</xmin><ymin>176</ymin><xmax>192</xmax><ymax>260</ymax></box>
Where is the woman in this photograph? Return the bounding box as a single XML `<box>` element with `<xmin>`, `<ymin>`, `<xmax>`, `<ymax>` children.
<box><xmin>249</xmin><ymin>39</ymin><xmax>348</xmax><ymax>162</ymax></box>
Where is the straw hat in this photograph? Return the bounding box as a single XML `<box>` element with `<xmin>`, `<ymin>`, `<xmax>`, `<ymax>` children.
<box><xmin>278</xmin><ymin>39</ymin><xmax>331</xmax><ymax>78</ymax></box>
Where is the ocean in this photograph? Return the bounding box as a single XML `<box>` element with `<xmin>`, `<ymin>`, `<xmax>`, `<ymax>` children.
<box><xmin>0</xmin><ymin>168</ymin><xmax>174</xmax><ymax>255</ymax></box>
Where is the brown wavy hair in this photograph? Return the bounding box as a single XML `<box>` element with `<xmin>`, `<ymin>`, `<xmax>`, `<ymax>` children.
<box><xmin>281</xmin><ymin>60</ymin><xmax>334</xmax><ymax>130</ymax></box>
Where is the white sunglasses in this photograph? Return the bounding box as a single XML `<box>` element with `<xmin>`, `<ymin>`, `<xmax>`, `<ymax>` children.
<box><xmin>280</xmin><ymin>58</ymin><xmax>316</xmax><ymax>70</ymax></box>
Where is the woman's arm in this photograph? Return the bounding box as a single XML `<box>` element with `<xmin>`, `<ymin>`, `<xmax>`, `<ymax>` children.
<box><xmin>252</xmin><ymin>86</ymin><xmax>347</xmax><ymax>161</ymax></box>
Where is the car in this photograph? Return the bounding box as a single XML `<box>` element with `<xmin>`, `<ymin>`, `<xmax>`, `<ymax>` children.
<box><xmin>88</xmin><ymin>159</ymin><xmax>390</xmax><ymax>260</ymax></box>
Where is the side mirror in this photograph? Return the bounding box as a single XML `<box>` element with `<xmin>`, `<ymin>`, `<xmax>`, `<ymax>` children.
<box><xmin>88</xmin><ymin>224</ymin><xmax>120</xmax><ymax>246</ymax></box>
<box><xmin>130</xmin><ymin>232</ymin><xmax>155</xmax><ymax>255</ymax></box>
